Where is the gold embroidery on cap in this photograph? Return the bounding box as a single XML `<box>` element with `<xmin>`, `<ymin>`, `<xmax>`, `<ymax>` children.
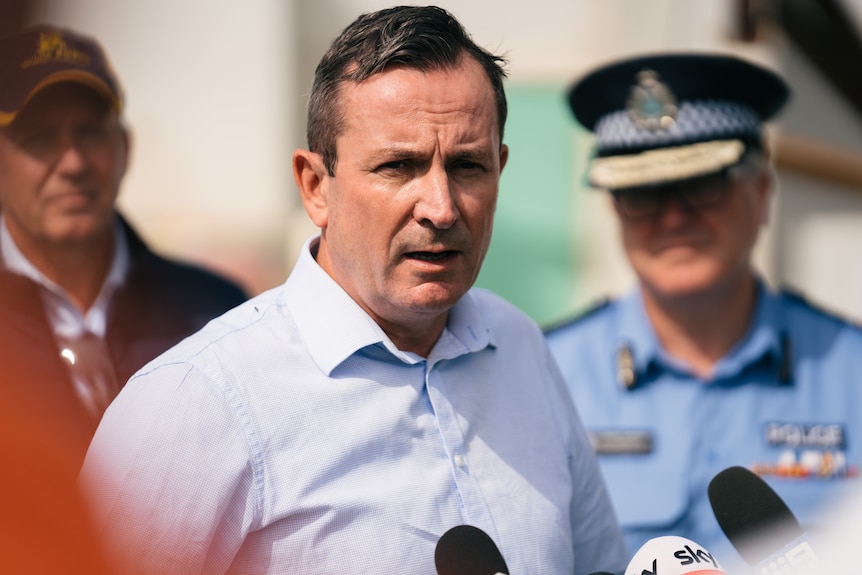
<box><xmin>627</xmin><ymin>70</ymin><xmax>677</xmax><ymax>131</ymax></box>
<box><xmin>20</xmin><ymin>32</ymin><xmax>91</xmax><ymax>70</ymax></box>
<box><xmin>589</xmin><ymin>139</ymin><xmax>745</xmax><ymax>190</ymax></box>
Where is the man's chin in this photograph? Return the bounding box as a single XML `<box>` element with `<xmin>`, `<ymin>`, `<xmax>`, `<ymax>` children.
<box><xmin>403</xmin><ymin>282</ymin><xmax>468</xmax><ymax>313</ymax></box>
<box><xmin>643</xmin><ymin>269</ymin><xmax>725</xmax><ymax>301</ymax></box>
<box><xmin>48</xmin><ymin>219</ymin><xmax>112</xmax><ymax>245</ymax></box>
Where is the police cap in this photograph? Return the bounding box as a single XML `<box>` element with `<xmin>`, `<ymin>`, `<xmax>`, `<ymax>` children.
<box><xmin>567</xmin><ymin>53</ymin><xmax>790</xmax><ymax>191</ymax></box>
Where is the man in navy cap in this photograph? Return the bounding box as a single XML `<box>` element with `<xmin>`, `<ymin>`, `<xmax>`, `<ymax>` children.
<box><xmin>0</xmin><ymin>25</ymin><xmax>247</xmax><ymax>465</ymax></box>
<box><xmin>546</xmin><ymin>52</ymin><xmax>862</xmax><ymax>567</ymax></box>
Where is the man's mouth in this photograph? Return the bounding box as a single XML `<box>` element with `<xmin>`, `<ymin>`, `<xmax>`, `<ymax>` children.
<box><xmin>405</xmin><ymin>250</ymin><xmax>457</xmax><ymax>262</ymax></box>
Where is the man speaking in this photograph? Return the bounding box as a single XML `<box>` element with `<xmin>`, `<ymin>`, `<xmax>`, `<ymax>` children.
<box><xmin>80</xmin><ymin>6</ymin><xmax>627</xmax><ymax>575</ymax></box>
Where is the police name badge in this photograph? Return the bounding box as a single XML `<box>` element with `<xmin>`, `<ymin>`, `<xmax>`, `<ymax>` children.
<box><xmin>589</xmin><ymin>430</ymin><xmax>654</xmax><ymax>455</ymax></box>
<box><xmin>752</xmin><ymin>422</ymin><xmax>858</xmax><ymax>479</ymax></box>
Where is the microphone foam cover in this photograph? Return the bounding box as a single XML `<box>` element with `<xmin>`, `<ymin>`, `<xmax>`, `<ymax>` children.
<box><xmin>434</xmin><ymin>524</ymin><xmax>509</xmax><ymax>575</ymax></box>
<box><xmin>708</xmin><ymin>466</ymin><xmax>803</xmax><ymax>564</ymax></box>
<box><xmin>626</xmin><ymin>535</ymin><xmax>725</xmax><ymax>575</ymax></box>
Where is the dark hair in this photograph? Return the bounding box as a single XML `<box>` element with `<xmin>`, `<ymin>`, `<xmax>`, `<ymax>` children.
<box><xmin>306</xmin><ymin>5</ymin><xmax>508</xmax><ymax>176</ymax></box>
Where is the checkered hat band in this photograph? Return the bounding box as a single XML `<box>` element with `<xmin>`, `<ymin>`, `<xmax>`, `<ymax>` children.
<box><xmin>594</xmin><ymin>99</ymin><xmax>761</xmax><ymax>153</ymax></box>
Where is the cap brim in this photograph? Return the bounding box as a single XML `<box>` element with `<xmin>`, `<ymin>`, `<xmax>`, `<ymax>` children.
<box><xmin>587</xmin><ymin>139</ymin><xmax>746</xmax><ymax>190</ymax></box>
<box><xmin>0</xmin><ymin>70</ymin><xmax>121</xmax><ymax>127</ymax></box>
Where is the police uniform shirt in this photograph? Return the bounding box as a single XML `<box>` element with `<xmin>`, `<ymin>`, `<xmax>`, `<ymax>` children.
<box><xmin>545</xmin><ymin>280</ymin><xmax>862</xmax><ymax>568</ymax></box>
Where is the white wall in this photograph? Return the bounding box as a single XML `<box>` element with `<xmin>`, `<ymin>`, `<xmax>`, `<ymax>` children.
<box><xmin>772</xmin><ymin>36</ymin><xmax>862</xmax><ymax>319</ymax></box>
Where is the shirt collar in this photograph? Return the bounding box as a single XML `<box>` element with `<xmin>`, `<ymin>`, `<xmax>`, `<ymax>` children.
<box><xmin>618</xmin><ymin>279</ymin><xmax>784</xmax><ymax>384</ymax></box>
<box><xmin>0</xmin><ymin>214</ymin><xmax>129</xmax><ymax>337</ymax></box>
<box><xmin>1</xmin><ymin>214</ymin><xmax>128</xmax><ymax>288</ymax></box>
<box><xmin>713</xmin><ymin>280</ymin><xmax>784</xmax><ymax>380</ymax></box>
<box><xmin>283</xmin><ymin>235</ymin><xmax>494</xmax><ymax>376</ymax></box>
<box><xmin>616</xmin><ymin>289</ymin><xmax>660</xmax><ymax>377</ymax></box>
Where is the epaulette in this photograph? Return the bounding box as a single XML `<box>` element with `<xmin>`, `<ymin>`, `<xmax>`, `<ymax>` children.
<box><xmin>542</xmin><ymin>297</ymin><xmax>612</xmax><ymax>334</ymax></box>
<box><xmin>778</xmin><ymin>283</ymin><xmax>862</xmax><ymax>330</ymax></box>
<box><xmin>778</xmin><ymin>284</ymin><xmax>809</xmax><ymax>306</ymax></box>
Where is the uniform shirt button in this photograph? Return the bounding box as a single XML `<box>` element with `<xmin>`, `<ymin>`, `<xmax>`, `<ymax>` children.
<box><xmin>454</xmin><ymin>454</ymin><xmax>465</xmax><ymax>467</ymax></box>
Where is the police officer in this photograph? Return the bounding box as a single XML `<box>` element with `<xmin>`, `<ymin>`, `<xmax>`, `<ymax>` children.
<box><xmin>546</xmin><ymin>53</ymin><xmax>862</xmax><ymax>568</ymax></box>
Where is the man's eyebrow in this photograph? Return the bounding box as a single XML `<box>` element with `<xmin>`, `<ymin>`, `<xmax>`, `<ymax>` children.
<box><xmin>367</xmin><ymin>143</ymin><xmax>496</xmax><ymax>163</ymax></box>
<box><xmin>449</xmin><ymin>146</ymin><xmax>497</xmax><ymax>163</ymax></box>
<box><xmin>373</xmin><ymin>146</ymin><xmax>416</xmax><ymax>158</ymax></box>
<box><xmin>451</xmin><ymin>148</ymin><xmax>490</xmax><ymax>158</ymax></box>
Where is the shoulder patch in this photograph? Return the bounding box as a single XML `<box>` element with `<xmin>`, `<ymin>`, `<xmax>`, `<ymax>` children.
<box><xmin>543</xmin><ymin>298</ymin><xmax>613</xmax><ymax>334</ymax></box>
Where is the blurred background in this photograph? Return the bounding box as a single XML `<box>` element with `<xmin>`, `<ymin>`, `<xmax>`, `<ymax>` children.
<box><xmin>13</xmin><ymin>0</ymin><xmax>862</xmax><ymax>327</ymax></box>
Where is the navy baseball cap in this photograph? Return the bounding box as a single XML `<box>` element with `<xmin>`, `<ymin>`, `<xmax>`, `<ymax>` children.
<box><xmin>0</xmin><ymin>25</ymin><xmax>123</xmax><ymax>127</ymax></box>
<box><xmin>567</xmin><ymin>53</ymin><xmax>790</xmax><ymax>190</ymax></box>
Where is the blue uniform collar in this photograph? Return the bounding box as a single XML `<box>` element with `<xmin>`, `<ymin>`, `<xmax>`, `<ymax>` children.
<box><xmin>717</xmin><ymin>280</ymin><xmax>786</xmax><ymax>381</ymax></box>
<box><xmin>616</xmin><ymin>289</ymin><xmax>660</xmax><ymax>380</ymax></box>
<box><xmin>618</xmin><ymin>279</ymin><xmax>787</xmax><ymax>386</ymax></box>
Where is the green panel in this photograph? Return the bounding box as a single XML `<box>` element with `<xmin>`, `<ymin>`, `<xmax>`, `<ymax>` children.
<box><xmin>475</xmin><ymin>83</ymin><xmax>580</xmax><ymax>327</ymax></box>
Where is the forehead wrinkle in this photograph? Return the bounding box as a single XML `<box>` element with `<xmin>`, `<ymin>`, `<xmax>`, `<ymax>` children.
<box><xmin>351</xmin><ymin>102</ymin><xmax>487</xmax><ymax>136</ymax></box>
<box><xmin>338</xmin><ymin>64</ymin><xmax>500</xmax><ymax>160</ymax></box>
<box><xmin>354</xmin><ymin>113</ymin><xmax>494</xmax><ymax>152</ymax></box>
<box><xmin>367</xmin><ymin>136</ymin><xmax>495</xmax><ymax>165</ymax></box>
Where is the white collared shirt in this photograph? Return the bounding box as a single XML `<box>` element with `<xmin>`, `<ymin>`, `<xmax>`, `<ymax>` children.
<box><xmin>1</xmin><ymin>214</ymin><xmax>130</xmax><ymax>419</ymax></box>
<box><xmin>80</xmin><ymin>235</ymin><xmax>627</xmax><ymax>575</ymax></box>
<box><xmin>0</xmin><ymin>215</ymin><xmax>129</xmax><ymax>338</ymax></box>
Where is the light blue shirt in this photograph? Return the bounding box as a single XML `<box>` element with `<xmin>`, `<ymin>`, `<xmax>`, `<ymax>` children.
<box><xmin>80</xmin><ymin>236</ymin><xmax>627</xmax><ymax>575</ymax></box>
<box><xmin>546</xmin><ymin>281</ymin><xmax>862</xmax><ymax>572</ymax></box>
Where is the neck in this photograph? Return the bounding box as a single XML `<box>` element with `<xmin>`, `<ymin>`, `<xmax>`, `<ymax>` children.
<box><xmin>642</xmin><ymin>273</ymin><xmax>758</xmax><ymax>377</ymax></box>
<box><xmin>379</xmin><ymin>313</ymin><xmax>448</xmax><ymax>358</ymax></box>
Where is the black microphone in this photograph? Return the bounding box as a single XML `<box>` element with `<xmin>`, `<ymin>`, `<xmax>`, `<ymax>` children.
<box><xmin>708</xmin><ymin>466</ymin><xmax>816</xmax><ymax>573</ymax></box>
<box><xmin>434</xmin><ymin>525</ymin><xmax>509</xmax><ymax>575</ymax></box>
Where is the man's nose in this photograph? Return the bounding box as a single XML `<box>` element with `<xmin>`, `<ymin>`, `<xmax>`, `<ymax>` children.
<box><xmin>413</xmin><ymin>167</ymin><xmax>460</xmax><ymax>229</ymax></box>
<box><xmin>54</xmin><ymin>136</ymin><xmax>89</xmax><ymax>174</ymax></box>
<box><xmin>655</xmin><ymin>189</ymin><xmax>695</xmax><ymax>226</ymax></box>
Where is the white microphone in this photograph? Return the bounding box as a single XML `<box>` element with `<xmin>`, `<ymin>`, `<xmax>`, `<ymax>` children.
<box><xmin>625</xmin><ymin>536</ymin><xmax>726</xmax><ymax>575</ymax></box>
<box><xmin>708</xmin><ymin>466</ymin><xmax>817</xmax><ymax>575</ymax></box>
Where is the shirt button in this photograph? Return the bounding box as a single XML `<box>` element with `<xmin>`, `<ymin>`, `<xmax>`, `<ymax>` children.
<box><xmin>454</xmin><ymin>454</ymin><xmax>465</xmax><ymax>467</ymax></box>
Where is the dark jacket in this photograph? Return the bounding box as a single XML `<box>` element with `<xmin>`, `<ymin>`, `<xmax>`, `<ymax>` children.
<box><xmin>0</xmin><ymin>214</ymin><xmax>248</xmax><ymax>464</ymax></box>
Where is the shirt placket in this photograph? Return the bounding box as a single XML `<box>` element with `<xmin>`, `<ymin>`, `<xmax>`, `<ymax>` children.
<box><xmin>424</xmin><ymin>359</ymin><xmax>498</xmax><ymax>537</ymax></box>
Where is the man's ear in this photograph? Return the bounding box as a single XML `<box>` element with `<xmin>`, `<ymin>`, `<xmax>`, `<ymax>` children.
<box><xmin>293</xmin><ymin>149</ymin><xmax>329</xmax><ymax>228</ymax></box>
<box><xmin>117</xmin><ymin>123</ymin><xmax>131</xmax><ymax>179</ymax></box>
<box><xmin>755</xmin><ymin>167</ymin><xmax>773</xmax><ymax>226</ymax></box>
